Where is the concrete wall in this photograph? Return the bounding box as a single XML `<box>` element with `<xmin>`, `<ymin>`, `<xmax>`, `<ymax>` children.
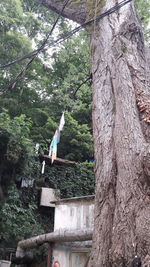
<box><xmin>51</xmin><ymin>196</ymin><xmax>94</xmax><ymax>267</ymax></box>
<box><xmin>54</xmin><ymin>198</ymin><xmax>94</xmax><ymax>231</ymax></box>
<box><xmin>40</xmin><ymin>188</ymin><xmax>60</xmax><ymax>207</ymax></box>
<box><xmin>0</xmin><ymin>261</ymin><xmax>11</xmax><ymax>267</ymax></box>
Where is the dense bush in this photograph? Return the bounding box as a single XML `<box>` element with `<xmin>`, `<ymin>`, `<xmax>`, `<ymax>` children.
<box><xmin>41</xmin><ymin>161</ymin><xmax>95</xmax><ymax>198</ymax></box>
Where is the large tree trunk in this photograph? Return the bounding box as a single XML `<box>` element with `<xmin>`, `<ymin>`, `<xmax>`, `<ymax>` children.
<box><xmin>38</xmin><ymin>0</ymin><xmax>150</xmax><ymax>266</ymax></box>
<box><xmin>91</xmin><ymin>1</ymin><xmax>150</xmax><ymax>266</ymax></box>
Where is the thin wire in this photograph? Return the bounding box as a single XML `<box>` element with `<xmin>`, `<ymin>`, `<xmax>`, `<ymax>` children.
<box><xmin>0</xmin><ymin>0</ymin><xmax>133</xmax><ymax>71</ymax></box>
<box><xmin>6</xmin><ymin>0</ymin><xmax>71</xmax><ymax>90</ymax></box>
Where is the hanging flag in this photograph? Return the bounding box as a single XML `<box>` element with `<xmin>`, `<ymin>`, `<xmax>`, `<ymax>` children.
<box><xmin>48</xmin><ymin>112</ymin><xmax>65</xmax><ymax>164</ymax></box>
<box><xmin>41</xmin><ymin>160</ymin><xmax>46</xmax><ymax>174</ymax></box>
<box><xmin>50</xmin><ymin>129</ymin><xmax>59</xmax><ymax>163</ymax></box>
<box><xmin>48</xmin><ymin>129</ymin><xmax>58</xmax><ymax>156</ymax></box>
<box><xmin>58</xmin><ymin>111</ymin><xmax>65</xmax><ymax>132</ymax></box>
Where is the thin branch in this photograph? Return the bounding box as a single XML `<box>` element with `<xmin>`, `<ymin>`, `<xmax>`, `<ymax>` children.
<box><xmin>72</xmin><ymin>74</ymin><xmax>92</xmax><ymax>98</ymax></box>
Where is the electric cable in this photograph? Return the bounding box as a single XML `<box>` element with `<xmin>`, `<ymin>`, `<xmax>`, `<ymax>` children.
<box><xmin>5</xmin><ymin>0</ymin><xmax>71</xmax><ymax>90</ymax></box>
<box><xmin>0</xmin><ymin>0</ymin><xmax>134</xmax><ymax>71</ymax></box>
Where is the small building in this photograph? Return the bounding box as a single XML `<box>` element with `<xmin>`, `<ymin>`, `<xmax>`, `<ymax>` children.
<box><xmin>51</xmin><ymin>195</ymin><xmax>94</xmax><ymax>267</ymax></box>
<box><xmin>16</xmin><ymin>190</ymin><xmax>94</xmax><ymax>267</ymax></box>
<box><xmin>0</xmin><ymin>261</ymin><xmax>11</xmax><ymax>267</ymax></box>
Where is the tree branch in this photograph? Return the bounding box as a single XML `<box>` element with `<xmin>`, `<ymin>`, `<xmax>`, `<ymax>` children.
<box><xmin>38</xmin><ymin>0</ymin><xmax>86</xmax><ymax>24</ymax></box>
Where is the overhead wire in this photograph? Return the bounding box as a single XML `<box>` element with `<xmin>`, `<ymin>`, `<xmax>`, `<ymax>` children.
<box><xmin>5</xmin><ymin>0</ymin><xmax>71</xmax><ymax>90</ymax></box>
<box><xmin>0</xmin><ymin>0</ymin><xmax>134</xmax><ymax>72</ymax></box>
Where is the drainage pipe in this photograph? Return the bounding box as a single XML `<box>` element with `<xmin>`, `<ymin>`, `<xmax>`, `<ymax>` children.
<box><xmin>16</xmin><ymin>228</ymin><xmax>93</xmax><ymax>258</ymax></box>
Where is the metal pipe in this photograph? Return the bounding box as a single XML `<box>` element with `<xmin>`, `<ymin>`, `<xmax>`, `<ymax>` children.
<box><xmin>16</xmin><ymin>228</ymin><xmax>93</xmax><ymax>258</ymax></box>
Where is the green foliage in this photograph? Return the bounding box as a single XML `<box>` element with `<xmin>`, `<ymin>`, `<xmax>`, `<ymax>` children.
<box><xmin>135</xmin><ymin>0</ymin><xmax>150</xmax><ymax>27</ymax></box>
<box><xmin>0</xmin><ymin>109</ymin><xmax>33</xmax><ymax>188</ymax></box>
<box><xmin>0</xmin><ymin>0</ymin><xmax>23</xmax><ymax>32</ymax></box>
<box><xmin>0</xmin><ymin>109</ymin><xmax>32</xmax><ymax>137</ymax></box>
<box><xmin>41</xmin><ymin>161</ymin><xmax>95</xmax><ymax>198</ymax></box>
<box><xmin>135</xmin><ymin>0</ymin><xmax>150</xmax><ymax>45</ymax></box>
<box><xmin>0</xmin><ymin>185</ymin><xmax>43</xmax><ymax>242</ymax></box>
<box><xmin>47</xmin><ymin>32</ymin><xmax>91</xmax><ymax>114</ymax></box>
<box><xmin>58</xmin><ymin>112</ymin><xmax>93</xmax><ymax>161</ymax></box>
<box><xmin>0</xmin><ymin>184</ymin><xmax>49</xmax><ymax>260</ymax></box>
<box><xmin>0</xmin><ymin>0</ymin><xmax>31</xmax><ymax>66</ymax></box>
<box><xmin>0</xmin><ymin>0</ymin><xmax>93</xmax><ymax>162</ymax></box>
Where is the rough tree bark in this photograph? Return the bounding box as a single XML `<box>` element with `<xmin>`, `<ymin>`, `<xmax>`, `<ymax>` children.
<box><xmin>37</xmin><ymin>0</ymin><xmax>150</xmax><ymax>266</ymax></box>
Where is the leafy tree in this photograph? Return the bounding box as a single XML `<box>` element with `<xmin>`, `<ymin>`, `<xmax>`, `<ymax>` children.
<box><xmin>58</xmin><ymin>112</ymin><xmax>93</xmax><ymax>161</ymax></box>
<box><xmin>38</xmin><ymin>0</ymin><xmax>150</xmax><ymax>266</ymax></box>
<box><xmin>0</xmin><ymin>0</ymin><xmax>93</xmax><ymax>162</ymax></box>
<box><xmin>0</xmin><ymin>109</ymin><xmax>33</xmax><ymax>189</ymax></box>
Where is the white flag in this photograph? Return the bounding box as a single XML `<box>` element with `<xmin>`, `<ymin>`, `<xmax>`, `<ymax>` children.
<box><xmin>48</xmin><ymin>112</ymin><xmax>65</xmax><ymax>164</ymax></box>
<box><xmin>41</xmin><ymin>160</ymin><xmax>45</xmax><ymax>174</ymax></box>
<box><xmin>58</xmin><ymin>112</ymin><xmax>65</xmax><ymax>131</ymax></box>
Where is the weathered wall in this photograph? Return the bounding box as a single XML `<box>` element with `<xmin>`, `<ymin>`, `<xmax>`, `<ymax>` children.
<box><xmin>40</xmin><ymin>188</ymin><xmax>60</xmax><ymax>207</ymax></box>
<box><xmin>52</xmin><ymin>197</ymin><xmax>94</xmax><ymax>267</ymax></box>
<box><xmin>54</xmin><ymin>197</ymin><xmax>94</xmax><ymax>231</ymax></box>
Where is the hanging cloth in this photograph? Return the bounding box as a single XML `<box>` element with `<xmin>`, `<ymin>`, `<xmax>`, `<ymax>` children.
<box><xmin>58</xmin><ymin>111</ymin><xmax>65</xmax><ymax>131</ymax></box>
<box><xmin>49</xmin><ymin>112</ymin><xmax>65</xmax><ymax>163</ymax></box>
<box><xmin>41</xmin><ymin>112</ymin><xmax>65</xmax><ymax>173</ymax></box>
<box><xmin>49</xmin><ymin>129</ymin><xmax>59</xmax><ymax>163</ymax></box>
